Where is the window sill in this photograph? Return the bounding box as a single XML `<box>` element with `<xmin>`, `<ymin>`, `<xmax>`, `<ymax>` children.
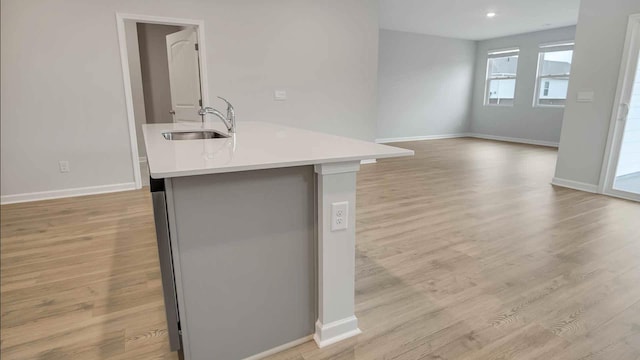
<box><xmin>484</xmin><ymin>104</ymin><xmax>515</xmax><ymax>108</ymax></box>
<box><xmin>534</xmin><ymin>104</ymin><xmax>566</xmax><ymax>109</ymax></box>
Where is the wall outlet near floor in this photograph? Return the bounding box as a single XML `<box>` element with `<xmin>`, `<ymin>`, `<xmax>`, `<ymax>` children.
<box><xmin>274</xmin><ymin>90</ymin><xmax>287</xmax><ymax>101</ymax></box>
<box><xmin>58</xmin><ymin>160</ymin><xmax>70</xmax><ymax>173</ymax></box>
<box><xmin>331</xmin><ymin>201</ymin><xmax>349</xmax><ymax>231</ymax></box>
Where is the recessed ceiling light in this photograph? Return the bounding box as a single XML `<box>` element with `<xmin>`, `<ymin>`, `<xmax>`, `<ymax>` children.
<box><xmin>487</xmin><ymin>12</ymin><xmax>496</xmax><ymax>18</ymax></box>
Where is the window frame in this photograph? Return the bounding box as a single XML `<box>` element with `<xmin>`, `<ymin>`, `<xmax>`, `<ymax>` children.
<box><xmin>484</xmin><ymin>48</ymin><xmax>520</xmax><ymax>107</ymax></box>
<box><xmin>533</xmin><ymin>42</ymin><xmax>575</xmax><ymax>108</ymax></box>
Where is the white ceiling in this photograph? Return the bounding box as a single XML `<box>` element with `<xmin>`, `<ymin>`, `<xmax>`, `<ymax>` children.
<box><xmin>379</xmin><ymin>0</ymin><xmax>581</xmax><ymax>41</ymax></box>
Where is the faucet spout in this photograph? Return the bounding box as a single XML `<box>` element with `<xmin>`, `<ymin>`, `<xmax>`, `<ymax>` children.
<box><xmin>198</xmin><ymin>97</ymin><xmax>236</xmax><ymax>133</ymax></box>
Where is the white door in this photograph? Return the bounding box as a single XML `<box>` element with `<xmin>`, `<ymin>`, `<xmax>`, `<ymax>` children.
<box><xmin>166</xmin><ymin>28</ymin><xmax>203</xmax><ymax>122</ymax></box>
<box><xmin>602</xmin><ymin>14</ymin><xmax>640</xmax><ymax>201</ymax></box>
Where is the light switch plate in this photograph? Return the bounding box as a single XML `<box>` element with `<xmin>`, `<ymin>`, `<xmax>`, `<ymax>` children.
<box><xmin>331</xmin><ymin>201</ymin><xmax>348</xmax><ymax>231</ymax></box>
<box><xmin>577</xmin><ymin>91</ymin><xmax>594</xmax><ymax>103</ymax></box>
<box><xmin>274</xmin><ymin>90</ymin><xmax>287</xmax><ymax>101</ymax></box>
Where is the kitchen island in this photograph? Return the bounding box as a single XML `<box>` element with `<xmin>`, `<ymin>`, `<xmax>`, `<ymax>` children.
<box><xmin>143</xmin><ymin>121</ymin><xmax>413</xmax><ymax>360</ymax></box>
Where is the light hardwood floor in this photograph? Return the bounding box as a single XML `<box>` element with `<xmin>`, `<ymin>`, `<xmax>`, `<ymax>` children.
<box><xmin>2</xmin><ymin>138</ymin><xmax>640</xmax><ymax>360</ymax></box>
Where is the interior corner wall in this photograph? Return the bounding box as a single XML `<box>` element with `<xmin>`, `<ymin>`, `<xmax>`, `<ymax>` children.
<box><xmin>0</xmin><ymin>0</ymin><xmax>379</xmax><ymax>201</ymax></box>
<box><xmin>469</xmin><ymin>26</ymin><xmax>577</xmax><ymax>144</ymax></box>
<box><xmin>555</xmin><ymin>0</ymin><xmax>640</xmax><ymax>187</ymax></box>
<box><xmin>377</xmin><ymin>29</ymin><xmax>476</xmax><ymax>141</ymax></box>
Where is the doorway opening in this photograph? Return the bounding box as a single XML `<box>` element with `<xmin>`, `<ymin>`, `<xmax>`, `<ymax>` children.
<box><xmin>116</xmin><ymin>14</ymin><xmax>210</xmax><ymax>188</ymax></box>
<box><xmin>613</xmin><ymin>51</ymin><xmax>640</xmax><ymax>195</ymax></box>
<box><xmin>601</xmin><ymin>14</ymin><xmax>640</xmax><ymax>202</ymax></box>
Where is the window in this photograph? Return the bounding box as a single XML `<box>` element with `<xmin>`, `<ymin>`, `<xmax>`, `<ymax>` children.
<box><xmin>535</xmin><ymin>42</ymin><xmax>574</xmax><ymax>107</ymax></box>
<box><xmin>485</xmin><ymin>48</ymin><xmax>519</xmax><ymax>106</ymax></box>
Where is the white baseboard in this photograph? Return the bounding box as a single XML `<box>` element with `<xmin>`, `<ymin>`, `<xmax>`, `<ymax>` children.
<box><xmin>376</xmin><ymin>133</ymin><xmax>468</xmax><ymax>144</ymax></box>
<box><xmin>242</xmin><ymin>335</ymin><xmax>313</xmax><ymax>360</ymax></box>
<box><xmin>375</xmin><ymin>133</ymin><xmax>559</xmax><ymax>148</ymax></box>
<box><xmin>360</xmin><ymin>159</ymin><xmax>377</xmax><ymax>165</ymax></box>
<box><xmin>313</xmin><ymin>316</ymin><xmax>361</xmax><ymax>348</ymax></box>
<box><xmin>603</xmin><ymin>189</ymin><xmax>640</xmax><ymax>202</ymax></box>
<box><xmin>551</xmin><ymin>177</ymin><xmax>598</xmax><ymax>193</ymax></box>
<box><xmin>469</xmin><ymin>133</ymin><xmax>559</xmax><ymax>148</ymax></box>
<box><xmin>1</xmin><ymin>182</ymin><xmax>137</xmax><ymax>205</ymax></box>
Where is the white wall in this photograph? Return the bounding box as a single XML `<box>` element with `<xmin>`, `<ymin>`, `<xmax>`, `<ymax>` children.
<box><xmin>555</xmin><ymin>0</ymin><xmax>640</xmax><ymax>186</ymax></box>
<box><xmin>377</xmin><ymin>29</ymin><xmax>476</xmax><ymax>140</ymax></box>
<box><xmin>470</xmin><ymin>26</ymin><xmax>577</xmax><ymax>144</ymax></box>
<box><xmin>0</xmin><ymin>0</ymin><xmax>379</xmax><ymax>200</ymax></box>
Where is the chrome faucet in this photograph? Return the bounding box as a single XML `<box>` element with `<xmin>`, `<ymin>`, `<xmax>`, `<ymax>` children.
<box><xmin>199</xmin><ymin>97</ymin><xmax>236</xmax><ymax>133</ymax></box>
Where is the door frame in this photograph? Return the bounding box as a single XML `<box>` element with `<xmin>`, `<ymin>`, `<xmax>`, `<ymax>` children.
<box><xmin>115</xmin><ymin>13</ymin><xmax>210</xmax><ymax>189</ymax></box>
<box><xmin>598</xmin><ymin>13</ymin><xmax>640</xmax><ymax>202</ymax></box>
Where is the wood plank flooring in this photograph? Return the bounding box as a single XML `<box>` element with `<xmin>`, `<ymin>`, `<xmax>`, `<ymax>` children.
<box><xmin>2</xmin><ymin>138</ymin><xmax>640</xmax><ymax>360</ymax></box>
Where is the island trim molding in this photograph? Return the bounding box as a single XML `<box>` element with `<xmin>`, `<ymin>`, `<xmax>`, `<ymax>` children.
<box><xmin>314</xmin><ymin>161</ymin><xmax>363</xmax><ymax>348</ymax></box>
<box><xmin>314</xmin><ymin>316</ymin><xmax>362</xmax><ymax>348</ymax></box>
<box><xmin>314</xmin><ymin>161</ymin><xmax>361</xmax><ymax>175</ymax></box>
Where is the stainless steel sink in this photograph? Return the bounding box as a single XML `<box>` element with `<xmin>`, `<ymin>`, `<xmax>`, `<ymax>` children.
<box><xmin>162</xmin><ymin>130</ymin><xmax>229</xmax><ymax>140</ymax></box>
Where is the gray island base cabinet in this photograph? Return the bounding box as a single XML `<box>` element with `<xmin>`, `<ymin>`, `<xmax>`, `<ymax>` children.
<box><xmin>143</xmin><ymin>121</ymin><xmax>413</xmax><ymax>360</ymax></box>
<box><xmin>167</xmin><ymin>167</ymin><xmax>315</xmax><ymax>359</ymax></box>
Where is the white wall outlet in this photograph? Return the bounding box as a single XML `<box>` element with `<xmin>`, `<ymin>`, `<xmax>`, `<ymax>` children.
<box><xmin>331</xmin><ymin>201</ymin><xmax>349</xmax><ymax>231</ymax></box>
<box><xmin>274</xmin><ymin>90</ymin><xmax>287</xmax><ymax>101</ymax></box>
<box><xmin>58</xmin><ymin>160</ymin><xmax>70</xmax><ymax>173</ymax></box>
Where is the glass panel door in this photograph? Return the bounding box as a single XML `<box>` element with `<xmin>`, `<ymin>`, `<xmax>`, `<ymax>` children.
<box><xmin>613</xmin><ymin>50</ymin><xmax>640</xmax><ymax>195</ymax></box>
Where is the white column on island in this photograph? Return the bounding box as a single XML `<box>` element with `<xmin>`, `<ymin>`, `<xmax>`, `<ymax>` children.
<box><xmin>313</xmin><ymin>161</ymin><xmax>362</xmax><ymax>348</ymax></box>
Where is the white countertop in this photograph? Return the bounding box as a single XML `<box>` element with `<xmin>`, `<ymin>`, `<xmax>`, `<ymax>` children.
<box><xmin>142</xmin><ymin>121</ymin><xmax>414</xmax><ymax>178</ymax></box>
